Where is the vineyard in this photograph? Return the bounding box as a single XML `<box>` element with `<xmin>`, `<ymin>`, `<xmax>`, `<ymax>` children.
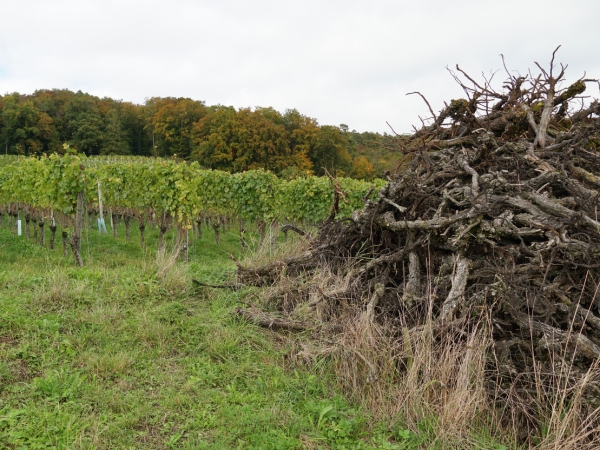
<box><xmin>4</xmin><ymin>51</ymin><xmax>600</xmax><ymax>449</ymax></box>
<box><xmin>0</xmin><ymin>153</ymin><xmax>384</xmax><ymax>265</ymax></box>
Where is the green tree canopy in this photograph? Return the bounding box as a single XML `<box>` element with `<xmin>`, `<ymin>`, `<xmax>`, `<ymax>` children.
<box><xmin>102</xmin><ymin>107</ymin><xmax>130</xmax><ymax>155</ymax></box>
<box><xmin>1</xmin><ymin>93</ymin><xmax>56</xmax><ymax>155</ymax></box>
<box><xmin>64</xmin><ymin>92</ymin><xmax>105</xmax><ymax>154</ymax></box>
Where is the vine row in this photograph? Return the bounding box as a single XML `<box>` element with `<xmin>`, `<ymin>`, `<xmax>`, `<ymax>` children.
<box><xmin>0</xmin><ymin>154</ymin><xmax>384</xmax><ymax>263</ymax></box>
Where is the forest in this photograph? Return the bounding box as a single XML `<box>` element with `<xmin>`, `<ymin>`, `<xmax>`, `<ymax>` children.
<box><xmin>0</xmin><ymin>89</ymin><xmax>398</xmax><ymax>179</ymax></box>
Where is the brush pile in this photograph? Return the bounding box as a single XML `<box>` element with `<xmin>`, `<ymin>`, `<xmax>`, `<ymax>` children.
<box><xmin>235</xmin><ymin>51</ymin><xmax>600</xmax><ymax>434</ymax></box>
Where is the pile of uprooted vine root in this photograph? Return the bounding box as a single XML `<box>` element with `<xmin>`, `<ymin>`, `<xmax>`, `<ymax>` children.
<box><xmin>234</xmin><ymin>54</ymin><xmax>600</xmax><ymax>441</ymax></box>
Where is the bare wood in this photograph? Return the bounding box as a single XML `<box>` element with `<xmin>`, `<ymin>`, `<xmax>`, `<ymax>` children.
<box><xmin>514</xmin><ymin>312</ymin><xmax>600</xmax><ymax>359</ymax></box>
<box><xmin>571</xmin><ymin>100</ymin><xmax>600</xmax><ymax>122</ymax></box>
<box><xmin>322</xmin><ymin>170</ymin><xmax>347</xmax><ymax>225</ymax></box>
<box><xmin>430</xmin><ymin>136</ymin><xmax>474</xmax><ymax>149</ymax></box>
<box><xmin>192</xmin><ymin>279</ymin><xmax>243</xmax><ymax>290</ymax></box>
<box><xmin>564</xmin><ymin>178</ymin><xmax>599</xmax><ymax>202</ymax></box>
<box><xmin>365</xmin><ymin>282</ymin><xmax>385</xmax><ymax>323</ymax></box>
<box><xmin>376</xmin><ymin>208</ymin><xmax>479</xmax><ymax>232</ymax></box>
<box><xmin>459</xmin><ymin>158</ymin><xmax>480</xmax><ymax>197</ymax></box>
<box><xmin>382</xmin><ymin>198</ymin><xmax>407</xmax><ymax>214</ymax></box>
<box><xmin>233</xmin><ymin>307</ymin><xmax>311</xmax><ymax>332</ymax></box>
<box><xmin>566</xmin><ymin>163</ymin><xmax>600</xmax><ymax>189</ymax></box>
<box><xmin>521</xmin><ymin>104</ymin><xmax>539</xmax><ymax>135</ymax></box>
<box><xmin>406</xmin><ymin>91</ymin><xmax>438</xmax><ymax>123</ymax></box>
<box><xmin>576</xmin><ymin>305</ymin><xmax>600</xmax><ymax>331</ymax></box>
<box><xmin>500</xmin><ymin>195</ymin><xmax>547</xmax><ymax>217</ymax></box>
<box><xmin>362</xmin><ymin>186</ymin><xmax>375</xmax><ymax>203</ymax></box>
<box><xmin>402</xmin><ymin>250</ymin><xmax>421</xmax><ymax>307</ymax></box>
<box><xmin>236</xmin><ymin>250</ymin><xmax>319</xmax><ymax>285</ymax></box>
<box><xmin>523</xmin><ymin>191</ymin><xmax>600</xmax><ymax>234</ymax></box>
<box><xmin>536</xmin><ymin>89</ymin><xmax>555</xmax><ymax>148</ymax></box>
<box><xmin>280</xmin><ymin>224</ymin><xmax>307</xmax><ymax>237</ymax></box>
<box><xmin>352</xmin><ymin>237</ymin><xmax>424</xmax><ymax>277</ymax></box>
<box><xmin>440</xmin><ymin>256</ymin><xmax>471</xmax><ymax>321</ymax></box>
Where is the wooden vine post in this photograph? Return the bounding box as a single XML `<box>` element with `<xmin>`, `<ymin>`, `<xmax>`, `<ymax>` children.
<box><xmin>97</xmin><ymin>180</ymin><xmax>107</xmax><ymax>234</ymax></box>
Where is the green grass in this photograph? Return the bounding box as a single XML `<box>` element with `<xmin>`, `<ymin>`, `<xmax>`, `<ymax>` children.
<box><xmin>0</xmin><ymin>218</ymin><xmax>419</xmax><ymax>449</ymax></box>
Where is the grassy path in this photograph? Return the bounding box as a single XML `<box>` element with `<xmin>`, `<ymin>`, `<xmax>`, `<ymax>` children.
<box><xmin>0</xmin><ymin>223</ymin><xmax>409</xmax><ymax>449</ymax></box>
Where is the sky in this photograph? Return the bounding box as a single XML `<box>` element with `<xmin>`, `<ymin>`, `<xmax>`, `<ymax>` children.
<box><xmin>0</xmin><ymin>0</ymin><xmax>599</xmax><ymax>134</ymax></box>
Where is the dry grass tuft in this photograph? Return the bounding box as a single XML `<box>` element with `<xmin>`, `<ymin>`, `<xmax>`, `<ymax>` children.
<box><xmin>32</xmin><ymin>270</ymin><xmax>91</xmax><ymax>311</ymax></box>
<box><xmin>256</xmin><ymin>242</ymin><xmax>600</xmax><ymax>448</ymax></box>
<box><xmin>499</xmin><ymin>355</ymin><xmax>600</xmax><ymax>450</ymax></box>
<box><xmin>322</xmin><ymin>308</ymin><xmax>495</xmax><ymax>447</ymax></box>
<box><xmin>153</xmin><ymin>240</ymin><xmax>189</xmax><ymax>294</ymax></box>
<box><xmin>241</xmin><ymin>230</ymin><xmax>313</xmax><ymax>271</ymax></box>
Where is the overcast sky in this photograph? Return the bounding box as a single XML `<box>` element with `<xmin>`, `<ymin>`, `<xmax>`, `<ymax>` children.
<box><xmin>1</xmin><ymin>0</ymin><xmax>599</xmax><ymax>134</ymax></box>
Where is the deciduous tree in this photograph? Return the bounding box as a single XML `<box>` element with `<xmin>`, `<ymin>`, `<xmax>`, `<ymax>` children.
<box><xmin>1</xmin><ymin>94</ymin><xmax>56</xmax><ymax>155</ymax></box>
<box><xmin>351</xmin><ymin>155</ymin><xmax>376</xmax><ymax>180</ymax></box>
<box><xmin>102</xmin><ymin>107</ymin><xmax>130</xmax><ymax>155</ymax></box>
<box><xmin>152</xmin><ymin>98</ymin><xmax>207</xmax><ymax>158</ymax></box>
<box><xmin>64</xmin><ymin>92</ymin><xmax>104</xmax><ymax>154</ymax></box>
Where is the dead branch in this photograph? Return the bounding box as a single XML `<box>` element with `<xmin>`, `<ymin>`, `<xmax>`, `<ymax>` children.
<box><xmin>233</xmin><ymin>307</ymin><xmax>311</xmax><ymax>332</ymax></box>
<box><xmin>280</xmin><ymin>224</ymin><xmax>307</xmax><ymax>237</ymax></box>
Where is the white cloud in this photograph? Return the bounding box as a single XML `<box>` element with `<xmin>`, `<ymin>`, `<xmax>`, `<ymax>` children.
<box><xmin>0</xmin><ymin>0</ymin><xmax>598</xmax><ymax>133</ymax></box>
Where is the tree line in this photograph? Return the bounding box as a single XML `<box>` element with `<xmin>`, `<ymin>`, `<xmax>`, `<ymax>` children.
<box><xmin>0</xmin><ymin>89</ymin><xmax>400</xmax><ymax>179</ymax></box>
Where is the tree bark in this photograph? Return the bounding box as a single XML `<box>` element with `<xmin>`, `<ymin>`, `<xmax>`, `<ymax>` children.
<box><xmin>49</xmin><ymin>224</ymin><xmax>57</xmax><ymax>250</ymax></box>
<box><xmin>69</xmin><ymin>190</ymin><xmax>84</xmax><ymax>267</ymax></box>
<box><xmin>32</xmin><ymin>217</ymin><xmax>38</xmax><ymax>243</ymax></box>
<box><xmin>233</xmin><ymin>307</ymin><xmax>311</xmax><ymax>332</ymax></box>
<box><xmin>402</xmin><ymin>250</ymin><xmax>421</xmax><ymax>307</ymax></box>
<box><xmin>240</xmin><ymin>220</ymin><xmax>246</xmax><ymax>251</ymax></box>
<box><xmin>139</xmin><ymin>219</ymin><xmax>146</xmax><ymax>248</ymax></box>
<box><xmin>124</xmin><ymin>215</ymin><xmax>131</xmax><ymax>241</ymax></box>
<box><xmin>196</xmin><ymin>213</ymin><xmax>203</xmax><ymax>239</ymax></box>
<box><xmin>25</xmin><ymin>213</ymin><xmax>30</xmax><ymax>239</ymax></box>
<box><xmin>212</xmin><ymin>221</ymin><xmax>220</xmax><ymax>245</ymax></box>
<box><xmin>112</xmin><ymin>211</ymin><xmax>118</xmax><ymax>238</ymax></box>
<box><xmin>38</xmin><ymin>220</ymin><xmax>44</xmax><ymax>247</ymax></box>
<box><xmin>62</xmin><ymin>230</ymin><xmax>68</xmax><ymax>257</ymax></box>
<box><xmin>439</xmin><ymin>256</ymin><xmax>471</xmax><ymax>321</ymax></box>
<box><xmin>158</xmin><ymin>226</ymin><xmax>167</xmax><ymax>253</ymax></box>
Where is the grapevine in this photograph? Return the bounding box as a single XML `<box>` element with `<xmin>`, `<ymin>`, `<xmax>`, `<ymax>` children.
<box><xmin>0</xmin><ymin>154</ymin><xmax>383</xmax><ymax>264</ymax></box>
